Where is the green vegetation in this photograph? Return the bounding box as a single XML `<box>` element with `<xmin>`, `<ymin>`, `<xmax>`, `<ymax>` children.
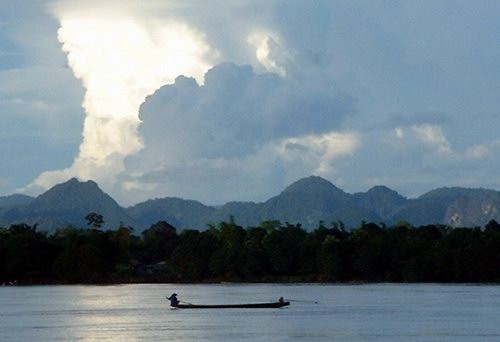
<box><xmin>1</xmin><ymin>218</ymin><xmax>500</xmax><ymax>284</ymax></box>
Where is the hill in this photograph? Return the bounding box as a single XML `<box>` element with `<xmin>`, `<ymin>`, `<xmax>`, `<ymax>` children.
<box><xmin>2</xmin><ymin>176</ymin><xmax>500</xmax><ymax>231</ymax></box>
<box><xmin>1</xmin><ymin>178</ymin><xmax>134</xmax><ymax>231</ymax></box>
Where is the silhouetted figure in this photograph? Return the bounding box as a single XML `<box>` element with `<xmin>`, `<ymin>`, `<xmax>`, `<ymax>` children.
<box><xmin>167</xmin><ymin>293</ymin><xmax>179</xmax><ymax>306</ymax></box>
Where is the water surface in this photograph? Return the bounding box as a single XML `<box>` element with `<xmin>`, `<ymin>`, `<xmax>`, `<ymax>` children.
<box><xmin>1</xmin><ymin>283</ymin><xmax>499</xmax><ymax>341</ymax></box>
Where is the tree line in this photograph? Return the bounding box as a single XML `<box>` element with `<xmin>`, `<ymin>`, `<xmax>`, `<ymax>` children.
<box><xmin>1</xmin><ymin>216</ymin><xmax>500</xmax><ymax>284</ymax></box>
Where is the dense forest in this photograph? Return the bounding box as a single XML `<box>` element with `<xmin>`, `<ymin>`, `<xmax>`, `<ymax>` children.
<box><xmin>1</xmin><ymin>216</ymin><xmax>500</xmax><ymax>284</ymax></box>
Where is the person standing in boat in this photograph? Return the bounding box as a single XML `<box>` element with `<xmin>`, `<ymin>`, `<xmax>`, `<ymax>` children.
<box><xmin>167</xmin><ymin>293</ymin><xmax>179</xmax><ymax>306</ymax></box>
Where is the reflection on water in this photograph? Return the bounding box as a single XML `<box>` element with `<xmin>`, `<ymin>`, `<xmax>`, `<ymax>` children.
<box><xmin>1</xmin><ymin>283</ymin><xmax>500</xmax><ymax>341</ymax></box>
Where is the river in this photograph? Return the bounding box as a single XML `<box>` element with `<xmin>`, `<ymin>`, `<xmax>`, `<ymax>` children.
<box><xmin>1</xmin><ymin>283</ymin><xmax>500</xmax><ymax>341</ymax></box>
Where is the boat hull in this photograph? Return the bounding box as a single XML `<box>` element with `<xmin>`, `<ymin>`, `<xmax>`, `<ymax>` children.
<box><xmin>172</xmin><ymin>301</ymin><xmax>290</xmax><ymax>309</ymax></box>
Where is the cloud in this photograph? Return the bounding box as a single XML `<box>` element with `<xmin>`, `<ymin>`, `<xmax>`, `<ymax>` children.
<box><xmin>278</xmin><ymin>131</ymin><xmax>360</xmax><ymax>175</ymax></box>
<box><xmin>27</xmin><ymin>1</ymin><xmax>219</xmax><ymax>193</ymax></box>
<box><xmin>139</xmin><ymin>63</ymin><xmax>354</xmax><ymax>156</ymax></box>
<box><xmin>409</xmin><ymin>124</ymin><xmax>455</xmax><ymax>157</ymax></box>
<box><xmin>340</xmin><ymin>118</ymin><xmax>500</xmax><ymax>198</ymax></box>
<box><xmin>247</xmin><ymin>30</ymin><xmax>291</xmax><ymax>77</ymax></box>
<box><xmin>465</xmin><ymin>141</ymin><xmax>500</xmax><ymax>161</ymax></box>
<box><xmin>465</xmin><ymin>145</ymin><xmax>491</xmax><ymax>160</ymax></box>
<box><xmin>3</xmin><ymin>0</ymin><xmax>498</xmax><ymax>204</ymax></box>
<box><xmin>0</xmin><ymin>1</ymin><xmax>87</xmax><ymax>194</ymax></box>
<box><xmin>114</xmin><ymin>63</ymin><xmax>357</xmax><ymax>204</ymax></box>
<box><xmin>0</xmin><ymin>66</ymin><xmax>84</xmax><ymax>192</ymax></box>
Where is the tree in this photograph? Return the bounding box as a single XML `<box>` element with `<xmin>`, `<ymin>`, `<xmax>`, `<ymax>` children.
<box><xmin>210</xmin><ymin>220</ymin><xmax>247</xmax><ymax>278</ymax></box>
<box><xmin>142</xmin><ymin>221</ymin><xmax>178</xmax><ymax>263</ymax></box>
<box><xmin>169</xmin><ymin>230</ymin><xmax>218</xmax><ymax>281</ymax></box>
<box><xmin>485</xmin><ymin>219</ymin><xmax>500</xmax><ymax>233</ymax></box>
<box><xmin>263</xmin><ymin>223</ymin><xmax>306</xmax><ymax>276</ymax></box>
<box><xmin>85</xmin><ymin>212</ymin><xmax>104</xmax><ymax>229</ymax></box>
<box><xmin>1</xmin><ymin>223</ymin><xmax>57</xmax><ymax>282</ymax></box>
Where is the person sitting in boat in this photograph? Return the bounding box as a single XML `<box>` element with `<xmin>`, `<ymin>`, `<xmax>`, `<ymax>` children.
<box><xmin>167</xmin><ymin>293</ymin><xmax>179</xmax><ymax>306</ymax></box>
<box><xmin>278</xmin><ymin>296</ymin><xmax>284</xmax><ymax>303</ymax></box>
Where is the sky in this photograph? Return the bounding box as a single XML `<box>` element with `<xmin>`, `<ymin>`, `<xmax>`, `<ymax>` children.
<box><xmin>0</xmin><ymin>0</ymin><xmax>499</xmax><ymax>206</ymax></box>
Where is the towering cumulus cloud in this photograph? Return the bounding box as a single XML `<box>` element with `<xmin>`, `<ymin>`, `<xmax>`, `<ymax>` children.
<box><xmin>31</xmin><ymin>1</ymin><xmax>216</xmax><ymax>190</ymax></box>
<box><xmin>26</xmin><ymin>1</ymin><xmax>362</xmax><ymax>204</ymax></box>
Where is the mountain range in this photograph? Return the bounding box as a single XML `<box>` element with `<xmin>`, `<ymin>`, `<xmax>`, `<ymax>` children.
<box><xmin>1</xmin><ymin>176</ymin><xmax>500</xmax><ymax>232</ymax></box>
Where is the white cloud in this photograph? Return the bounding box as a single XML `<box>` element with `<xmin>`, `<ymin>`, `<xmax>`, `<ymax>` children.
<box><xmin>248</xmin><ymin>30</ymin><xmax>290</xmax><ymax>77</ymax></box>
<box><xmin>465</xmin><ymin>144</ymin><xmax>491</xmax><ymax>160</ymax></box>
<box><xmin>392</xmin><ymin>124</ymin><xmax>457</xmax><ymax>162</ymax></box>
<box><xmin>410</xmin><ymin>124</ymin><xmax>455</xmax><ymax>157</ymax></box>
<box><xmin>464</xmin><ymin>140</ymin><xmax>500</xmax><ymax>161</ymax></box>
<box><xmin>27</xmin><ymin>2</ymin><xmax>219</xmax><ymax>193</ymax></box>
<box><xmin>277</xmin><ymin>131</ymin><xmax>360</xmax><ymax>174</ymax></box>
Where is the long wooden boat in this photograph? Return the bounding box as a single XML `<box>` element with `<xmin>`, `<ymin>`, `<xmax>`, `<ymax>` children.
<box><xmin>172</xmin><ymin>301</ymin><xmax>290</xmax><ymax>309</ymax></box>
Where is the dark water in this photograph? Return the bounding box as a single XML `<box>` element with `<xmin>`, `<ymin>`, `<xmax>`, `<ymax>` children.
<box><xmin>1</xmin><ymin>283</ymin><xmax>500</xmax><ymax>341</ymax></box>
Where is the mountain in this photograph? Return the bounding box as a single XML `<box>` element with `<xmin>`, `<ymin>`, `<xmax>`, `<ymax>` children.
<box><xmin>0</xmin><ymin>194</ymin><xmax>34</xmax><ymax>207</ymax></box>
<box><xmin>2</xmin><ymin>178</ymin><xmax>134</xmax><ymax>231</ymax></box>
<box><xmin>417</xmin><ymin>187</ymin><xmax>500</xmax><ymax>227</ymax></box>
<box><xmin>0</xmin><ymin>194</ymin><xmax>35</xmax><ymax>226</ymax></box>
<box><xmin>216</xmin><ymin>201</ymin><xmax>260</xmax><ymax>226</ymax></box>
<box><xmin>127</xmin><ymin>178</ymin><xmax>500</xmax><ymax>230</ymax></box>
<box><xmin>353</xmin><ymin>185</ymin><xmax>407</xmax><ymax>221</ymax></box>
<box><xmin>126</xmin><ymin>176</ymin><xmax>380</xmax><ymax>229</ymax></box>
<box><xmin>252</xmin><ymin>176</ymin><xmax>378</xmax><ymax>227</ymax></box>
<box><xmin>3</xmin><ymin>176</ymin><xmax>500</xmax><ymax>232</ymax></box>
<box><xmin>127</xmin><ymin>197</ymin><xmax>216</xmax><ymax>230</ymax></box>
